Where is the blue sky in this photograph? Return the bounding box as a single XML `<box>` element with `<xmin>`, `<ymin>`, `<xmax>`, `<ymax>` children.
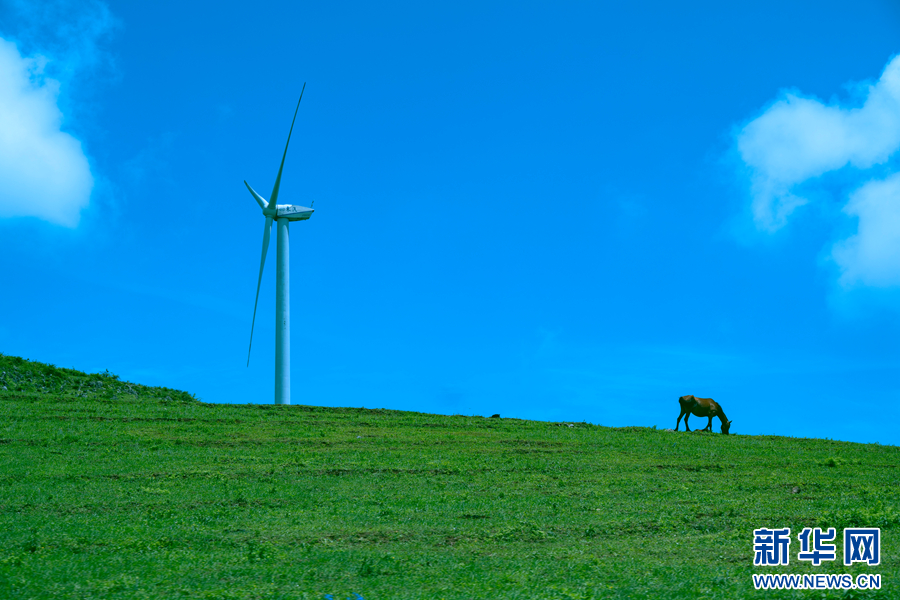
<box><xmin>2</xmin><ymin>0</ymin><xmax>900</xmax><ymax>444</ymax></box>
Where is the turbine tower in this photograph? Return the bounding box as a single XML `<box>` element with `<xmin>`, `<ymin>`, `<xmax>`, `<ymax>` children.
<box><xmin>245</xmin><ymin>83</ymin><xmax>314</xmax><ymax>405</ymax></box>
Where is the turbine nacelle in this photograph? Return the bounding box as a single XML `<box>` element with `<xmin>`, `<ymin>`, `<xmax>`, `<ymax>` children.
<box><xmin>244</xmin><ymin>181</ymin><xmax>314</xmax><ymax>221</ymax></box>
<box><xmin>276</xmin><ymin>204</ymin><xmax>314</xmax><ymax>221</ymax></box>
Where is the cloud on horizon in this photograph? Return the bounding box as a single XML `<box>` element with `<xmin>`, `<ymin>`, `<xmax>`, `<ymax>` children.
<box><xmin>736</xmin><ymin>55</ymin><xmax>900</xmax><ymax>288</ymax></box>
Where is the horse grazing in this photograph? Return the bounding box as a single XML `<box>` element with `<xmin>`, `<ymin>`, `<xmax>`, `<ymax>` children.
<box><xmin>675</xmin><ymin>395</ymin><xmax>732</xmax><ymax>434</ymax></box>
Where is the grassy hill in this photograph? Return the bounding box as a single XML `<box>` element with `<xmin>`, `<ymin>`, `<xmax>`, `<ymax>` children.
<box><xmin>0</xmin><ymin>353</ymin><xmax>897</xmax><ymax>599</ymax></box>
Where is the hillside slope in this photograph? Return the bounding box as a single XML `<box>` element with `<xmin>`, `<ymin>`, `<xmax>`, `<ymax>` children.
<box><xmin>0</xmin><ymin>354</ymin><xmax>897</xmax><ymax>599</ymax></box>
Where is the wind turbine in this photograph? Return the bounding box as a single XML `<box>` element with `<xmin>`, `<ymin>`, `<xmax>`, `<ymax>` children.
<box><xmin>245</xmin><ymin>83</ymin><xmax>314</xmax><ymax>405</ymax></box>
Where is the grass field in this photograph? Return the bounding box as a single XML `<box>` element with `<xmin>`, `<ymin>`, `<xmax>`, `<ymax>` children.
<box><xmin>1</xmin><ymin>354</ymin><xmax>898</xmax><ymax>599</ymax></box>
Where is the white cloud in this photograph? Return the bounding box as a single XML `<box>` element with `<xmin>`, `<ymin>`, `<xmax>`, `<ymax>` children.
<box><xmin>0</xmin><ymin>36</ymin><xmax>93</xmax><ymax>227</ymax></box>
<box><xmin>737</xmin><ymin>55</ymin><xmax>900</xmax><ymax>231</ymax></box>
<box><xmin>832</xmin><ymin>173</ymin><xmax>900</xmax><ymax>287</ymax></box>
<box><xmin>735</xmin><ymin>54</ymin><xmax>900</xmax><ymax>290</ymax></box>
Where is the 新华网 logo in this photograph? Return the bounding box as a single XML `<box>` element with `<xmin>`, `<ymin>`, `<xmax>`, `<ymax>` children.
<box><xmin>751</xmin><ymin>527</ymin><xmax>882</xmax><ymax>591</ymax></box>
<box><xmin>754</xmin><ymin>527</ymin><xmax>880</xmax><ymax>566</ymax></box>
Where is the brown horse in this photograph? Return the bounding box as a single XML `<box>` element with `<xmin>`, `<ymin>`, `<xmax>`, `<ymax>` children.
<box><xmin>675</xmin><ymin>395</ymin><xmax>732</xmax><ymax>434</ymax></box>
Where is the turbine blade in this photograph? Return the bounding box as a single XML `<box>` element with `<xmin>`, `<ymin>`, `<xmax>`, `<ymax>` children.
<box><xmin>269</xmin><ymin>82</ymin><xmax>306</xmax><ymax>207</ymax></box>
<box><xmin>247</xmin><ymin>216</ymin><xmax>273</xmax><ymax>366</ymax></box>
<box><xmin>244</xmin><ymin>181</ymin><xmax>268</xmax><ymax>211</ymax></box>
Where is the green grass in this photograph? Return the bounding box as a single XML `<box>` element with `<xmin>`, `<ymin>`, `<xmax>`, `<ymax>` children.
<box><xmin>0</xmin><ymin>354</ymin><xmax>897</xmax><ymax>599</ymax></box>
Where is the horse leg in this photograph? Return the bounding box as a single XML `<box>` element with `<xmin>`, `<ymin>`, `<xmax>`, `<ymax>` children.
<box><xmin>676</xmin><ymin>409</ymin><xmax>686</xmax><ymax>431</ymax></box>
<box><xmin>683</xmin><ymin>412</ymin><xmax>691</xmax><ymax>432</ymax></box>
<box><xmin>705</xmin><ymin>416</ymin><xmax>713</xmax><ymax>432</ymax></box>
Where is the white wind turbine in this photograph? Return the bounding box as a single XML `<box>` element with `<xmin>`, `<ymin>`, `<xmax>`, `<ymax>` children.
<box><xmin>245</xmin><ymin>83</ymin><xmax>314</xmax><ymax>405</ymax></box>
